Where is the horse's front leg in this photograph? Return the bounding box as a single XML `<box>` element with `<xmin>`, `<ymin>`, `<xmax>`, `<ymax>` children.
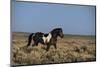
<box><xmin>46</xmin><ymin>43</ymin><xmax>50</xmax><ymax>51</ymax></box>
<box><xmin>53</xmin><ymin>43</ymin><xmax>57</xmax><ymax>49</ymax></box>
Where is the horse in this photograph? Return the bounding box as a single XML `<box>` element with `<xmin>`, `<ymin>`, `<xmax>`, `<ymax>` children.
<box><xmin>26</xmin><ymin>28</ymin><xmax>64</xmax><ymax>51</ymax></box>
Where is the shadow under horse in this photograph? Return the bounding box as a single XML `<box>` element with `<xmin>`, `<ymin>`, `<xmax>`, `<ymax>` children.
<box><xmin>27</xmin><ymin>28</ymin><xmax>64</xmax><ymax>51</ymax></box>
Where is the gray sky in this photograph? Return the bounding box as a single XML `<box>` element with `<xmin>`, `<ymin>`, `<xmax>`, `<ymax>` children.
<box><xmin>12</xmin><ymin>1</ymin><xmax>96</xmax><ymax>35</ymax></box>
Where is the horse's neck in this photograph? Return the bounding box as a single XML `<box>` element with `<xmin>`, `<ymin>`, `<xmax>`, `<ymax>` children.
<box><xmin>52</xmin><ymin>34</ymin><xmax>58</xmax><ymax>39</ymax></box>
<box><xmin>50</xmin><ymin>31</ymin><xmax>57</xmax><ymax>38</ymax></box>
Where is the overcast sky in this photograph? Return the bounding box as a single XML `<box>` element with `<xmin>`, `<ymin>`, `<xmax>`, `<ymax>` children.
<box><xmin>11</xmin><ymin>1</ymin><xmax>96</xmax><ymax>35</ymax></box>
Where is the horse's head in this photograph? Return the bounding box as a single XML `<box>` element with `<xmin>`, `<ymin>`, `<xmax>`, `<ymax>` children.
<box><xmin>57</xmin><ymin>28</ymin><xmax>64</xmax><ymax>38</ymax></box>
<box><xmin>51</xmin><ymin>28</ymin><xmax>64</xmax><ymax>38</ymax></box>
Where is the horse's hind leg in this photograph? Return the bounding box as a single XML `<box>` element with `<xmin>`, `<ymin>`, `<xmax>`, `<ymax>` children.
<box><xmin>36</xmin><ymin>43</ymin><xmax>38</xmax><ymax>46</ymax></box>
<box><xmin>27</xmin><ymin>33</ymin><xmax>34</xmax><ymax>47</ymax></box>
<box><xmin>27</xmin><ymin>38</ymin><xmax>34</xmax><ymax>47</ymax></box>
<box><xmin>27</xmin><ymin>40</ymin><xmax>31</xmax><ymax>47</ymax></box>
<box><xmin>32</xmin><ymin>41</ymin><xmax>38</xmax><ymax>46</ymax></box>
<box><xmin>32</xmin><ymin>43</ymin><xmax>35</xmax><ymax>46</ymax></box>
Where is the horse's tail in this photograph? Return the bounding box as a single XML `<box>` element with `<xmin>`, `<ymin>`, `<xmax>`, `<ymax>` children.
<box><xmin>27</xmin><ymin>33</ymin><xmax>34</xmax><ymax>47</ymax></box>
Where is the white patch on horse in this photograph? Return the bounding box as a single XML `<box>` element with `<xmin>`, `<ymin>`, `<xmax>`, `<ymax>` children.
<box><xmin>42</xmin><ymin>33</ymin><xmax>52</xmax><ymax>44</ymax></box>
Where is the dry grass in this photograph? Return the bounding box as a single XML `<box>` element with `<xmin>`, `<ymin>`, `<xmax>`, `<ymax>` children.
<box><xmin>11</xmin><ymin>32</ymin><xmax>96</xmax><ymax>65</ymax></box>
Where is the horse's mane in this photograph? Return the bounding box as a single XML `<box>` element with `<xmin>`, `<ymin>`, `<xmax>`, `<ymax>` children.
<box><xmin>50</xmin><ymin>28</ymin><xmax>62</xmax><ymax>33</ymax></box>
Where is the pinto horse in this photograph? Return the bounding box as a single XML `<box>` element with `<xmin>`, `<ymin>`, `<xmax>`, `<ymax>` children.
<box><xmin>27</xmin><ymin>28</ymin><xmax>64</xmax><ymax>51</ymax></box>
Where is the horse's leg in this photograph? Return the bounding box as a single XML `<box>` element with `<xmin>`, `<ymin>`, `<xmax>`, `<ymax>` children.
<box><xmin>32</xmin><ymin>42</ymin><xmax>35</xmax><ymax>46</ymax></box>
<box><xmin>32</xmin><ymin>41</ymin><xmax>38</xmax><ymax>46</ymax></box>
<box><xmin>35</xmin><ymin>42</ymin><xmax>38</xmax><ymax>46</ymax></box>
<box><xmin>46</xmin><ymin>44</ymin><xmax>50</xmax><ymax>51</ymax></box>
<box><xmin>27</xmin><ymin>43</ymin><xmax>30</xmax><ymax>47</ymax></box>
<box><xmin>27</xmin><ymin>39</ymin><xmax>31</xmax><ymax>47</ymax></box>
<box><xmin>27</xmin><ymin>33</ymin><xmax>34</xmax><ymax>47</ymax></box>
<box><xmin>53</xmin><ymin>43</ymin><xmax>57</xmax><ymax>49</ymax></box>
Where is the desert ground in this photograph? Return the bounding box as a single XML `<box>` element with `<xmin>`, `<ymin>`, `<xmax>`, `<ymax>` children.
<box><xmin>11</xmin><ymin>32</ymin><xmax>96</xmax><ymax>66</ymax></box>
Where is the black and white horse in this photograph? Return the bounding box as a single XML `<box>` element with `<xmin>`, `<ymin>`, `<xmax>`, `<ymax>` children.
<box><xmin>27</xmin><ymin>28</ymin><xmax>64</xmax><ymax>51</ymax></box>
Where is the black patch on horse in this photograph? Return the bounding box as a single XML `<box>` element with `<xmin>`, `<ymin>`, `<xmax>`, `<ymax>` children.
<box><xmin>44</xmin><ymin>34</ymin><xmax>49</xmax><ymax>37</ymax></box>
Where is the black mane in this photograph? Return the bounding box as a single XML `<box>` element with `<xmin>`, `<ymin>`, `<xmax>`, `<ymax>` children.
<box><xmin>51</xmin><ymin>28</ymin><xmax>62</xmax><ymax>32</ymax></box>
